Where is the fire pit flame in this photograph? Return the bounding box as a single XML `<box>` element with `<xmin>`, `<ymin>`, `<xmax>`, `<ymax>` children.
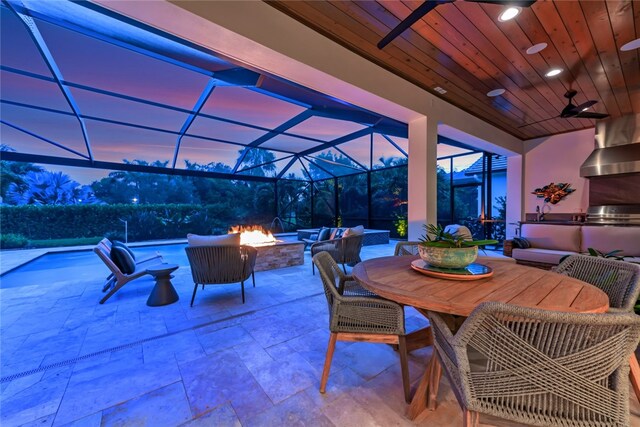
<box><xmin>229</xmin><ymin>225</ymin><xmax>277</xmax><ymax>247</ymax></box>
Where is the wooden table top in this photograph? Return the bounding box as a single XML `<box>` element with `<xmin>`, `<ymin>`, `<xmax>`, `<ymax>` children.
<box><xmin>352</xmin><ymin>256</ymin><xmax>609</xmax><ymax>316</ymax></box>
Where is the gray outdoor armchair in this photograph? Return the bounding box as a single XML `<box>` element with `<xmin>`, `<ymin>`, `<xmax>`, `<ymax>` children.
<box><xmin>311</xmin><ymin>234</ymin><xmax>364</xmax><ymax>275</ymax></box>
<box><xmin>312</xmin><ymin>252</ymin><xmax>410</xmax><ymax>402</ymax></box>
<box><xmin>427</xmin><ymin>301</ymin><xmax>640</xmax><ymax>427</ymax></box>
<box><xmin>184</xmin><ymin>245</ymin><xmax>257</xmax><ymax>306</ymax></box>
<box><xmin>555</xmin><ymin>254</ymin><xmax>640</xmax><ymax>313</ymax></box>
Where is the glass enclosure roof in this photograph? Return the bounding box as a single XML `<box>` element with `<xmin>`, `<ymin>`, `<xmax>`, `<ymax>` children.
<box><xmin>0</xmin><ymin>0</ymin><xmax>408</xmax><ymax>182</ymax></box>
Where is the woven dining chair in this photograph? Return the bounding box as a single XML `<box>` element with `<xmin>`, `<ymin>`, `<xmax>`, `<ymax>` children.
<box><xmin>394</xmin><ymin>241</ymin><xmax>421</xmax><ymax>256</ymax></box>
<box><xmin>312</xmin><ymin>251</ymin><xmax>410</xmax><ymax>402</ymax></box>
<box><xmin>556</xmin><ymin>254</ymin><xmax>640</xmax><ymax>402</ymax></box>
<box><xmin>184</xmin><ymin>245</ymin><xmax>257</xmax><ymax>306</ymax></box>
<box><xmin>427</xmin><ymin>301</ymin><xmax>640</xmax><ymax>427</ymax></box>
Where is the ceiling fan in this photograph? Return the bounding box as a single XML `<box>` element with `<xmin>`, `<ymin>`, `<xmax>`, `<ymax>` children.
<box><xmin>520</xmin><ymin>90</ymin><xmax>609</xmax><ymax>128</ymax></box>
<box><xmin>559</xmin><ymin>90</ymin><xmax>609</xmax><ymax>120</ymax></box>
<box><xmin>377</xmin><ymin>0</ymin><xmax>537</xmax><ymax>49</ymax></box>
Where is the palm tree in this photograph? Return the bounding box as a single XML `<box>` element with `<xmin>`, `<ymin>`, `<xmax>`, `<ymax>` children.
<box><xmin>6</xmin><ymin>171</ymin><xmax>80</xmax><ymax>205</ymax></box>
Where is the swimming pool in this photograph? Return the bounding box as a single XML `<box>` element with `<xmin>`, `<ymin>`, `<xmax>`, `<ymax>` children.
<box><xmin>0</xmin><ymin>234</ymin><xmax>300</xmax><ymax>289</ymax></box>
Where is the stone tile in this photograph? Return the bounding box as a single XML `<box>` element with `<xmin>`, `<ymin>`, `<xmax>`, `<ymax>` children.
<box><xmin>303</xmin><ymin>367</ymin><xmax>366</xmax><ymax>408</ymax></box>
<box><xmin>57</xmin><ymin>412</ymin><xmax>101</xmax><ymax>427</ymax></box>
<box><xmin>232</xmin><ymin>339</ymin><xmax>274</xmax><ymax>371</ymax></box>
<box><xmin>197</xmin><ymin>325</ymin><xmax>254</xmax><ymax>355</ymax></box>
<box><xmin>245</xmin><ymin>352</ymin><xmax>318</xmax><ymax>404</ymax></box>
<box><xmin>243</xmin><ymin>392</ymin><xmax>334</xmax><ymax>427</ymax></box>
<box><xmin>179</xmin><ymin>403</ymin><xmax>240</xmax><ymax>426</ymax></box>
<box><xmin>0</xmin><ymin>367</ymin><xmax>72</xmax><ymax>426</ymax></box>
<box><xmin>340</xmin><ymin>342</ymin><xmax>401</xmax><ymax>380</ymax></box>
<box><xmin>100</xmin><ymin>382</ymin><xmax>191</xmax><ymax>427</ymax></box>
<box><xmin>320</xmin><ymin>393</ymin><xmax>384</xmax><ymax>427</ymax></box>
<box><xmin>179</xmin><ymin>350</ymin><xmax>271</xmax><ymax>420</ymax></box>
<box><xmin>142</xmin><ymin>330</ymin><xmax>205</xmax><ymax>365</ymax></box>
<box><xmin>54</xmin><ymin>359</ymin><xmax>181</xmax><ymax>425</ymax></box>
<box><xmin>17</xmin><ymin>413</ymin><xmax>55</xmax><ymax>427</ymax></box>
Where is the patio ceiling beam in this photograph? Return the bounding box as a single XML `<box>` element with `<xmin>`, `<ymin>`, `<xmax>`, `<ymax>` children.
<box><xmin>172</xmin><ymin>79</ymin><xmax>217</xmax><ymax>169</ymax></box>
<box><xmin>245</xmin><ymin>110</ymin><xmax>315</xmax><ymax>149</ymax></box>
<box><xmin>1</xmin><ymin>120</ymin><xmax>90</xmax><ymax>160</ymax></box>
<box><xmin>382</xmin><ymin>134</ymin><xmax>408</xmax><ymax>158</ymax></box>
<box><xmin>0</xmin><ymin>151</ymin><xmax>278</xmax><ymax>183</ymax></box>
<box><xmin>5</xmin><ymin>0</ymin><xmax>94</xmax><ymax>163</ymax></box>
<box><xmin>298</xmin><ymin>128</ymin><xmax>373</xmax><ymax>157</ymax></box>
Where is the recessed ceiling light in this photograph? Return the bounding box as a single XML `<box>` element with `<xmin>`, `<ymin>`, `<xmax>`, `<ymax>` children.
<box><xmin>526</xmin><ymin>43</ymin><xmax>548</xmax><ymax>55</ymax></box>
<box><xmin>545</xmin><ymin>68</ymin><xmax>563</xmax><ymax>77</ymax></box>
<box><xmin>498</xmin><ymin>7</ymin><xmax>521</xmax><ymax>22</ymax></box>
<box><xmin>487</xmin><ymin>89</ymin><xmax>506</xmax><ymax>97</ymax></box>
<box><xmin>433</xmin><ymin>86</ymin><xmax>447</xmax><ymax>94</ymax></box>
<box><xmin>621</xmin><ymin>38</ymin><xmax>640</xmax><ymax>51</ymax></box>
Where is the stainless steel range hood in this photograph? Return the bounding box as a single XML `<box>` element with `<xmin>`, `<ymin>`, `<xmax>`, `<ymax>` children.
<box><xmin>580</xmin><ymin>114</ymin><xmax>640</xmax><ymax>177</ymax></box>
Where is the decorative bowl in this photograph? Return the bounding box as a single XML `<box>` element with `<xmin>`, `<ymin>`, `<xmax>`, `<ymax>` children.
<box><xmin>418</xmin><ymin>245</ymin><xmax>478</xmax><ymax>269</ymax></box>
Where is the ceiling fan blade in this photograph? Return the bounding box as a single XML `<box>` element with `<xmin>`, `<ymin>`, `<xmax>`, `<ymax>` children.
<box><xmin>573</xmin><ymin>100</ymin><xmax>598</xmax><ymax>111</ymax></box>
<box><xmin>574</xmin><ymin>111</ymin><xmax>610</xmax><ymax>119</ymax></box>
<box><xmin>518</xmin><ymin>116</ymin><xmax>556</xmax><ymax>128</ymax></box>
<box><xmin>377</xmin><ymin>1</ymin><xmax>451</xmax><ymax>49</ymax></box>
<box><xmin>465</xmin><ymin>0</ymin><xmax>536</xmax><ymax>6</ymax></box>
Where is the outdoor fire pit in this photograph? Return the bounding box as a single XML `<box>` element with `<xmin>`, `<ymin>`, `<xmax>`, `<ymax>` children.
<box><xmin>229</xmin><ymin>225</ymin><xmax>304</xmax><ymax>271</ymax></box>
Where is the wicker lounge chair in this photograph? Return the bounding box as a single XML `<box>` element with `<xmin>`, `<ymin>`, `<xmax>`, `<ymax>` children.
<box><xmin>93</xmin><ymin>238</ymin><xmax>164</xmax><ymax>304</ymax></box>
<box><xmin>184</xmin><ymin>245</ymin><xmax>257</xmax><ymax>306</ymax></box>
<box><xmin>394</xmin><ymin>241</ymin><xmax>421</xmax><ymax>256</ymax></box>
<box><xmin>311</xmin><ymin>234</ymin><xmax>364</xmax><ymax>275</ymax></box>
<box><xmin>313</xmin><ymin>251</ymin><xmax>410</xmax><ymax>402</ymax></box>
<box><xmin>556</xmin><ymin>254</ymin><xmax>640</xmax><ymax>402</ymax></box>
<box><xmin>427</xmin><ymin>301</ymin><xmax>640</xmax><ymax>427</ymax></box>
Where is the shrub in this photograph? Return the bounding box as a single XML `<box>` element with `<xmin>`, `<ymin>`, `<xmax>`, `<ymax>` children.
<box><xmin>0</xmin><ymin>233</ymin><xmax>28</xmax><ymax>249</ymax></box>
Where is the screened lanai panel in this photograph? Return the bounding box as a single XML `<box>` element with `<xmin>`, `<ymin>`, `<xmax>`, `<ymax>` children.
<box><xmin>339</xmin><ymin>173</ymin><xmax>368</xmax><ymax>227</ymax></box>
<box><xmin>312</xmin><ymin>179</ymin><xmax>336</xmax><ymax>227</ymax></box>
<box><xmin>372</xmin><ymin>133</ymin><xmax>407</xmax><ymax>169</ymax></box>
<box><xmin>300</xmin><ymin>157</ymin><xmax>333</xmax><ymax>181</ymax></box>
<box><xmin>0</xmin><ymin>123</ymin><xmax>85</xmax><ymax>159</ymax></box>
<box><xmin>0</xmin><ymin>7</ymin><xmax>52</xmax><ymax>76</ymax></box>
<box><xmin>285</xmin><ymin>116</ymin><xmax>368</xmax><ymax>141</ymax></box>
<box><xmin>237</xmin><ymin>157</ymin><xmax>293</xmax><ymax>178</ymax></box>
<box><xmin>69</xmin><ymin>87</ymin><xmax>190</xmax><ymax>132</ymax></box>
<box><xmin>175</xmin><ymin>136</ymin><xmax>242</xmax><ymax>172</ymax></box>
<box><xmin>236</xmin><ymin>148</ymin><xmax>290</xmax><ymax>173</ymax></box>
<box><xmin>337</xmin><ymin>135</ymin><xmax>372</xmax><ymax>169</ymax></box>
<box><xmin>0</xmin><ymin>71</ymin><xmax>71</xmax><ymax>113</ymax></box>
<box><xmin>387</xmin><ymin>135</ymin><xmax>408</xmax><ymax>155</ymax></box>
<box><xmin>1</xmin><ymin>103</ymin><xmax>87</xmax><ymax>157</ymax></box>
<box><xmin>306</xmin><ymin>154</ymin><xmax>364</xmax><ymax>177</ymax></box>
<box><xmin>36</xmin><ymin>18</ymin><xmax>211</xmax><ymax>109</ymax></box>
<box><xmin>188</xmin><ymin>116</ymin><xmax>268</xmax><ymax>145</ymax></box>
<box><xmin>259</xmin><ymin>134</ymin><xmax>322</xmax><ymax>153</ymax></box>
<box><xmin>277</xmin><ymin>180</ymin><xmax>311</xmax><ymax>230</ymax></box>
<box><xmin>84</xmin><ymin>119</ymin><xmax>175</xmax><ymax>165</ymax></box>
<box><xmin>280</xmin><ymin>158</ymin><xmax>310</xmax><ymax>181</ymax></box>
<box><xmin>200</xmin><ymin>87</ymin><xmax>307</xmax><ymax>129</ymax></box>
<box><xmin>371</xmin><ymin>167</ymin><xmax>408</xmax><ymax>238</ymax></box>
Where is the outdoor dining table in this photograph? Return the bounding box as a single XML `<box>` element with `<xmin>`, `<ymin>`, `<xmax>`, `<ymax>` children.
<box><xmin>352</xmin><ymin>255</ymin><xmax>610</xmax><ymax>421</ymax></box>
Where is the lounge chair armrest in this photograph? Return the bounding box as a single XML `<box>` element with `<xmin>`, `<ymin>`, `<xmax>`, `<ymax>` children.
<box><xmin>136</xmin><ymin>252</ymin><xmax>164</xmax><ymax>265</ymax></box>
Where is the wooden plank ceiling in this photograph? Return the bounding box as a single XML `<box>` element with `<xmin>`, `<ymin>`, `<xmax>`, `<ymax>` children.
<box><xmin>268</xmin><ymin>0</ymin><xmax>639</xmax><ymax>140</ymax></box>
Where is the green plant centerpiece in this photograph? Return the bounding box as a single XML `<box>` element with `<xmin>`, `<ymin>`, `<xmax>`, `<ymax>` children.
<box><xmin>419</xmin><ymin>224</ymin><xmax>498</xmax><ymax>269</ymax></box>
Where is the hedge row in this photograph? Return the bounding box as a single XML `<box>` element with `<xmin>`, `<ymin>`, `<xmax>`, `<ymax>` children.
<box><xmin>0</xmin><ymin>204</ymin><xmax>273</xmax><ymax>241</ymax></box>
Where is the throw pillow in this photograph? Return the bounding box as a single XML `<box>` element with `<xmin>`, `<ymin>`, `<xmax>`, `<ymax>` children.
<box><xmin>334</xmin><ymin>228</ymin><xmax>345</xmax><ymax>239</ymax></box>
<box><xmin>318</xmin><ymin>227</ymin><xmax>331</xmax><ymax>241</ymax></box>
<box><xmin>512</xmin><ymin>237</ymin><xmax>531</xmax><ymax>249</ymax></box>
<box><xmin>110</xmin><ymin>246</ymin><xmax>136</xmax><ymax>274</ymax></box>
<box><xmin>112</xmin><ymin>240</ymin><xmax>136</xmax><ymax>260</ymax></box>
<box><xmin>329</xmin><ymin>228</ymin><xmax>339</xmax><ymax>240</ymax></box>
<box><xmin>187</xmin><ymin>233</ymin><xmax>241</xmax><ymax>247</ymax></box>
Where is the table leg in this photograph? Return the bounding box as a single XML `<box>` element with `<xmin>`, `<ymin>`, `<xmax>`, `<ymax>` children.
<box><xmin>407</xmin><ymin>350</ymin><xmax>435</xmax><ymax>420</ymax></box>
<box><xmin>630</xmin><ymin>353</ymin><xmax>640</xmax><ymax>402</ymax></box>
<box><xmin>147</xmin><ymin>274</ymin><xmax>179</xmax><ymax>306</ymax></box>
<box><xmin>405</xmin><ymin>326</ymin><xmax>433</xmax><ymax>352</ymax></box>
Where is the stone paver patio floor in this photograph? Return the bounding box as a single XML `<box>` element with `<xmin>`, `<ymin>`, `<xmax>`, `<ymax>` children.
<box><xmin>1</xmin><ymin>243</ymin><xmax>639</xmax><ymax>426</ymax></box>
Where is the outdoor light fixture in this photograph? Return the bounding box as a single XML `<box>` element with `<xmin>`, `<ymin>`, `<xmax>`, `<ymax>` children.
<box><xmin>545</xmin><ymin>68</ymin><xmax>563</xmax><ymax>77</ymax></box>
<box><xmin>621</xmin><ymin>38</ymin><xmax>640</xmax><ymax>51</ymax></box>
<box><xmin>487</xmin><ymin>89</ymin><xmax>506</xmax><ymax>97</ymax></box>
<box><xmin>526</xmin><ymin>43</ymin><xmax>547</xmax><ymax>54</ymax></box>
<box><xmin>498</xmin><ymin>7</ymin><xmax>521</xmax><ymax>22</ymax></box>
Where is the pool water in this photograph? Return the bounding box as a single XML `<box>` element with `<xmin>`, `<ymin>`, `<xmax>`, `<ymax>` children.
<box><xmin>0</xmin><ymin>235</ymin><xmax>300</xmax><ymax>289</ymax></box>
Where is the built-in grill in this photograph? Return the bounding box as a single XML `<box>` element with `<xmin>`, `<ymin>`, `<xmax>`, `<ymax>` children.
<box><xmin>586</xmin><ymin>205</ymin><xmax>640</xmax><ymax>225</ymax></box>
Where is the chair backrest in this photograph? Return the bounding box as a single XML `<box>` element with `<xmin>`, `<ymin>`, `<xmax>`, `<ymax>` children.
<box><xmin>436</xmin><ymin>301</ymin><xmax>640</xmax><ymax>427</ymax></box>
<box><xmin>339</xmin><ymin>235</ymin><xmax>364</xmax><ymax>263</ymax></box>
<box><xmin>312</xmin><ymin>251</ymin><xmax>343</xmax><ymax>310</ymax></box>
<box><xmin>394</xmin><ymin>241</ymin><xmax>421</xmax><ymax>256</ymax></box>
<box><xmin>556</xmin><ymin>254</ymin><xmax>640</xmax><ymax>312</ymax></box>
<box><xmin>93</xmin><ymin>238</ymin><xmax>124</xmax><ymax>279</ymax></box>
<box><xmin>185</xmin><ymin>245</ymin><xmax>257</xmax><ymax>285</ymax></box>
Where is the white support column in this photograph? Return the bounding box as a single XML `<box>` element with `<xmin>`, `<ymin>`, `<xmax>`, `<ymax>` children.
<box><xmin>408</xmin><ymin>116</ymin><xmax>438</xmax><ymax>240</ymax></box>
<box><xmin>506</xmin><ymin>155</ymin><xmax>523</xmax><ymax>238</ymax></box>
